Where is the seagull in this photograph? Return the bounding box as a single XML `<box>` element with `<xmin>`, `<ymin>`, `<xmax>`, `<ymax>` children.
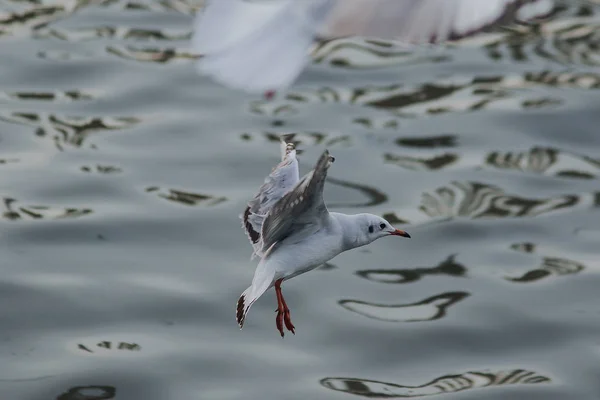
<box><xmin>191</xmin><ymin>0</ymin><xmax>553</xmax><ymax>94</ymax></box>
<box><xmin>238</xmin><ymin>139</ymin><xmax>410</xmax><ymax>337</ymax></box>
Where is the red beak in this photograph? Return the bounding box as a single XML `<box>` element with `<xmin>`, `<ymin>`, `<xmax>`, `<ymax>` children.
<box><xmin>390</xmin><ymin>229</ymin><xmax>411</xmax><ymax>238</ymax></box>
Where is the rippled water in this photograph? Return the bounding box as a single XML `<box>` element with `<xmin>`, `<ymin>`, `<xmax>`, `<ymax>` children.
<box><xmin>2</xmin><ymin>1</ymin><xmax>600</xmax><ymax>399</ymax></box>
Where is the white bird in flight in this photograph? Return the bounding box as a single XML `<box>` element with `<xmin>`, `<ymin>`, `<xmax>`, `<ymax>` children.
<box><xmin>238</xmin><ymin>139</ymin><xmax>410</xmax><ymax>337</ymax></box>
<box><xmin>191</xmin><ymin>0</ymin><xmax>553</xmax><ymax>95</ymax></box>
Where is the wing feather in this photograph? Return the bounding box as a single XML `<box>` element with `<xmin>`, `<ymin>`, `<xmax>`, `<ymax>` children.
<box><xmin>241</xmin><ymin>139</ymin><xmax>299</xmax><ymax>259</ymax></box>
<box><xmin>260</xmin><ymin>149</ymin><xmax>335</xmax><ymax>257</ymax></box>
<box><xmin>191</xmin><ymin>0</ymin><xmax>553</xmax><ymax>92</ymax></box>
<box><xmin>319</xmin><ymin>0</ymin><xmax>553</xmax><ymax>43</ymax></box>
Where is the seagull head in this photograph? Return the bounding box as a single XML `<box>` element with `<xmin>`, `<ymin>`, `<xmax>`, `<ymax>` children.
<box><xmin>356</xmin><ymin>214</ymin><xmax>410</xmax><ymax>246</ymax></box>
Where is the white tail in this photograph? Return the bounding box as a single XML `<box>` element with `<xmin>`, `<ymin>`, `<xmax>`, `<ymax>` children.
<box><xmin>191</xmin><ymin>0</ymin><xmax>321</xmax><ymax>92</ymax></box>
<box><xmin>236</xmin><ymin>258</ymin><xmax>276</xmax><ymax>328</ymax></box>
<box><xmin>236</xmin><ymin>286</ymin><xmax>256</xmax><ymax>328</ymax></box>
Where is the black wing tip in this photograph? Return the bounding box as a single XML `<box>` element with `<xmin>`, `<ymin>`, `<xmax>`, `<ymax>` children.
<box><xmin>242</xmin><ymin>206</ymin><xmax>260</xmax><ymax>244</ymax></box>
<box><xmin>319</xmin><ymin>149</ymin><xmax>335</xmax><ymax>168</ymax></box>
<box><xmin>236</xmin><ymin>294</ymin><xmax>246</xmax><ymax>328</ymax></box>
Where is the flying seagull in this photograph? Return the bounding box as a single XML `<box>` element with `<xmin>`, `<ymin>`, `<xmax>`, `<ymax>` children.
<box><xmin>238</xmin><ymin>138</ymin><xmax>410</xmax><ymax>337</ymax></box>
<box><xmin>191</xmin><ymin>0</ymin><xmax>553</xmax><ymax>93</ymax></box>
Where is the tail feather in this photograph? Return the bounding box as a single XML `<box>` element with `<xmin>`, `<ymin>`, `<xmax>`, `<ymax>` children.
<box><xmin>236</xmin><ymin>287</ymin><xmax>253</xmax><ymax>328</ymax></box>
<box><xmin>236</xmin><ymin>259</ymin><xmax>276</xmax><ymax>329</ymax></box>
<box><xmin>236</xmin><ymin>285</ymin><xmax>271</xmax><ymax>329</ymax></box>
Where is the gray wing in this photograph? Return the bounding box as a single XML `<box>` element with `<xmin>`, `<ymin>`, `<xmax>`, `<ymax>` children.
<box><xmin>318</xmin><ymin>0</ymin><xmax>553</xmax><ymax>43</ymax></box>
<box><xmin>242</xmin><ymin>139</ymin><xmax>299</xmax><ymax>259</ymax></box>
<box><xmin>259</xmin><ymin>149</ymin><xmax>335</xmax><ymax>258</ymax></box>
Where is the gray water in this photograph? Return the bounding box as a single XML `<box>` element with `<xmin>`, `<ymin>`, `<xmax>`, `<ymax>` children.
<box><xmin>2</xmin><ymin>1</ymin><xmax>600</xmax><ymax>399</ymax></box>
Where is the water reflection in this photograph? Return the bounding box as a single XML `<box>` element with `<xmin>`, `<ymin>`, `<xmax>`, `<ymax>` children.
<box><xmin>1</xmin><ymin>0</ymin><xmax>196</xmax><ymax>63</ymax></box>
<box><xmin>0</xmin><ymin>1</ymin><xmax>76</xmax><ymax>38</ymax></box>
<box><xmin>56</xmin><ymin>385</ymin><xmax>116</xmax><ymax>400</ymax></box>
<box><xmin>384</xmin><ymin>153</ymin><xmax>458</xmax><ymax>171</ymax></box>
<box><xmin>1</xmin><ymin>90</ymin><xmax>94</xmax><ymax>103</ymax></box>
<box><xmin>506</xmin><ymin>242</ymin><xmax>585</xmax><ymax>283</ymax></box>
<box><xmin>485</xmin><ymin>147</ymin><xmax>600</xmax><ymax>179</ymax></box>
<box><xmin>2</xmin><ymin>197</ymin><xmax>92</xmax><ymax>220</ymax></box>
<box><xmin>44</xmin><ymin>27</ymin><xmax>188</xmax><ymax>42</ymax></box>
<box><xmin>340</xmin><ymin>292</ymin><xmax>468</xmax><ymax>323</ymax></box>
<box><xmin>386</xmin><ymin>145</ymin><xmax>600</xmax><ymax>175</ymax></box>
<box><xmin>241</xmin><ymin>131</ymin><xmax>352</xmax><ymax>149</ymax></box>
<box><xmin>0</xmin><ymin>158</ymin><xmax>19</xmax><ymax>165</ymax></box>
<box><xmin>269</xmin><ymin>131</ymin><xmax>352</xmax><ymax>147</ymax></box>
<box><xmin>106</xmin><ymin>46</ymin><xmax>195</xmax><ymax>64</ymax></box>
<box><xmin>37</xmin><ymin>50</ymin><xmax>93</xmax><ymax>62</ymax></box>
<box><xmin>356</xmin><ymin>255</ymin><xmax>466</xmax><ymax>285</ymax></box>
<box><xmin>420</xmin><ymin>181</ymin><xmax>580</xmax><ymax>219</ymax></box>
<box><xmin>0</xmin><ymin>112</ymin><xmax>140</xmax><ymax>150</ymax></box>
<box><xmin>0</xmin><ymin>0</ymin><xmax>199</xmax><ymax>40</ymax></box>
<box><xmin>321</xmin><ymin>368</ymin><xmax>550</xmax><ymax>398</ymax></box>
<box><xmin>381</xmin><ymin>213</ymin><xmax>410</xmax><ymax>225</ymax></box>
<box><xmin>249</xmin><ymin>69</ymin><xmax>600</xmax><ymax>117</ymax></box>
<box><xmin>396</xmin><ymin>135</ymin><xmax>457</xmax><ymax>148</ymax></box>
<box><xmin>327</xmin><ymin>177</ymin><xmax>388</xmax><ymax>208</ymax></box>
<box><xmin>484</xmin><ymin>3</ymin><xmax>600</xmax><ymax>65</ymax></box>
<box><xmin>313</xmin><ymin>36</ymin><xmax>448</xmax><ymax>69</ymax></box>
<box><xmin>77</xmin><ymin>341</ymin><xmax>141</xmax><ymax>354</ymax></box>
<box><xmin>81</xmin><ymin>165</ymin><xmax>122</xmax><ymax>174</ymax></box>
<box><xmin>97</xmin><ymin>0</ymin><xmax>200</xmax><ymax>14</ymax></box>
<box><xmin>318</xmin><ymin>262</ymin><xmax>337</xmax><ymax>271</ymax></box>
<box><xmin>308</xmin><ymin>2</ymin><xmax>600</xmax><ymax>71</ymax></box>
<box><xmin>145</xmin><ymin>187</ymin><xmax>226</xmax><ymax>207</ymax></box>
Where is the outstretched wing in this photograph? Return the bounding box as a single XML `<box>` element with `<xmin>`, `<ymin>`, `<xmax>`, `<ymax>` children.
<box><xmin>319</xmin><ymin>0</ymin><xmax>553</xmax><ymax>43</ymax></box>
<box><xmin>259</xmin><ymin>149</ymin><xmax>335</xmax><ymax>258</ymax></box>
<box><xmin>242</xmin><ymin>139</ymin><xmax>299</xmax><ymax>259</ymax></box>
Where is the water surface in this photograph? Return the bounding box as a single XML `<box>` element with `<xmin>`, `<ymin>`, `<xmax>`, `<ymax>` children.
<box><xmin>1</xmin><ymin>1</ymin><xmax>600</xmax><ymax>399</ymax></box>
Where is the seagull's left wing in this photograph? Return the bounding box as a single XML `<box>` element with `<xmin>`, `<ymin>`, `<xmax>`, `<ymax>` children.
<box><xmin>242</xmin><ymin>140</ymin><xmax>299</xmax><ymax>259</ymax></box>
<box><xmin>259</xmin><ymin>149</ymin><xmax>335</xmax><ymax>259</ymax></box>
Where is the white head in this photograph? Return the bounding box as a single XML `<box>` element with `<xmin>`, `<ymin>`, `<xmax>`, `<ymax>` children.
<box><xmin>340</xmin><ymin>213</ymin><xmax>410</xmax><ymax>250</ymax></box>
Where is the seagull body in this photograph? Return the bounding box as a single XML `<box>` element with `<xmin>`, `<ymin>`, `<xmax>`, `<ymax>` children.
<box><xmin>192</xmin><ymin>0</ymin><xmax>553</xmax><ymax>93</ymax></box>
<box><xmin>238</xmin><ymin>140</ymin><xmax>410</xmax><ymax>336</ymax></box>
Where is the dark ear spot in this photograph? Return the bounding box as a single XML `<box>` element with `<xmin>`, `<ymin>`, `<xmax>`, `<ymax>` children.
<box><xmin>379</xmin><ymin>223</ymin><xmax>386</xmax><ymax>230</ymax></box>
<box><xmin>368</xmin><ymin>225</ymin><xmax>374</xmax><ymax>234</ymax></box>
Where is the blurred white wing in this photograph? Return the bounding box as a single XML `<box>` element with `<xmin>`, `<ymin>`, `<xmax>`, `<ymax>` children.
<box><xmin>191</xmin><ymin>0</ymin><xmax>553</xmax><ymax>92</ymax></box>
<box><xmin>191</xmin><ymin>0</ymin><xmax>290</xmax><ymax>55</ymax></box>
<box><xmin>192</xmin><ymin>0</ymin><xmax>329</xmax><ymax>92</ymax></box>
<box><xmin>319</xmin><ymin>0</ymin><xmax>553</xmax><ymax>43</ymax></box>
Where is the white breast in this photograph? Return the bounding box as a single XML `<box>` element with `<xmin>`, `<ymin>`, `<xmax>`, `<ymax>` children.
<box><xmin>269</xmin><ymin>222</ymin><xmax>345</xmax><ymax>281</ymax></box>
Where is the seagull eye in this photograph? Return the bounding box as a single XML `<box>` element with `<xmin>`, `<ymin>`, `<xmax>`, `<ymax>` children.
<box><xmin>368</xmin><ymin>225</ymin><xmax>374</xmax><ymax>233</ymax></box>
<box><xmin>379</xmin><ymin>223</ymin><xmax>386</xmax><ymax>230</ymax></box>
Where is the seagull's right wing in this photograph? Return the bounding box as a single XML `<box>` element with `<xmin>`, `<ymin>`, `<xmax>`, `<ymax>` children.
<box><xmin>259</xmin><ymin>149</ymin><xmax>335</xmax><ymax>259</ymax></box>
<box><xmin>319</xmin><ymin>0</ymin><xmax>553</xmax><ymax>43</ymax></box>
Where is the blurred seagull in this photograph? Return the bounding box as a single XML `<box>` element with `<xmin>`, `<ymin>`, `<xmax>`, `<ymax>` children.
<box><xmin>238</xmin><ymin>138</ymin><xmax>410</xmax><ymax>337</ymax></box>
<box><xmin>191</xmin><ymin>0</ymin><xmax>553</xmax><ymax>94</ymax></box>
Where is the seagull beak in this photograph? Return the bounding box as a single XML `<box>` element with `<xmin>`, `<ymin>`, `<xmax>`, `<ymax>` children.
<box><xmin>389</xmin><ymin>229</ymin><xmax>411</xmax><ymax>238</ymax></box>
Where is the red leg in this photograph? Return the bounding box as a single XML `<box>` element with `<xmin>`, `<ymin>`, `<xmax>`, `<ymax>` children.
<box><xmin>279</xmin><ymin>289</ymin><xmax>295</xmax><ymax>334</ymax></box>
<box><xmin>274</xmin><ymin>279</ymin><xmax>295</xmax><ymax>337</ymax></box>
<box><xmin>274</xmin><ymin>280</ymin><xmax>285</xmax><ymax>337</ymax></box>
